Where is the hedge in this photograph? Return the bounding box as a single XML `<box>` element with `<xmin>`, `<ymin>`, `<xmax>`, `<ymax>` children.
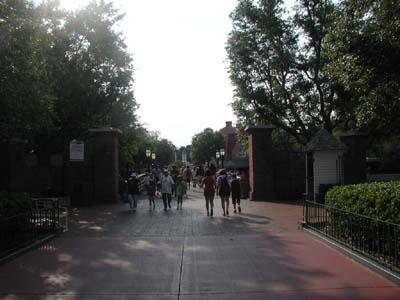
<box><xmin>325</xmin><ymin>182</ymin><xmax>400</xmax><ymax>224</ymax></box>
<box><xmin>0</xmin><ymin>192</ymin><xmax>33</xmax><ymax>218</ymax></box>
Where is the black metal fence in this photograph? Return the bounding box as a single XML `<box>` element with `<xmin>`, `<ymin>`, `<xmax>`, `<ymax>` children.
<box><xmin>304</xmin><ymin>200</ymin><xmax>400</xmax><ymax>273</ymax></box>
<box><xmin>0</xmin><ymin>198</ymin><xmax>63</xmax><ymax>259</ymax></box>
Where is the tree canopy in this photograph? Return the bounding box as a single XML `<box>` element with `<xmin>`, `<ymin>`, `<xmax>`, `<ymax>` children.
<box><xmin>49</xmin><ymin>0</ymin><xmax>137</xmax><ymax>141</ymax></box>
<box><xmin>191</xmin><ymin>128</ymin><xmax>224</xmax><ymax>165</ymax></box>
<box><xmin>0</xmin><ymin>0</ymin><xmax>55</xmax><ymax>140</ymax></box>
<box><xmin>1</xmin><ymin>0</ymin><xmax>137</xmax><ymax>141</ymax></box>
<box><xmin>227</xmin><ymin>0</ymin><xmax>338</xmax><ymax>145</ymax></box>
<box><xmin>325</xmin><ymin>0</ymin><xmax>400</xmax><ymax>138</ymax></box>
<box><xmin>0</xmin><ymin>0</ymin><xmax>177</xmax><ymax>167</ymax></box>
<box><xmin>227</xmin><ymin>0</ymin><xmax>400</xmax><ymax>148</ymax></box>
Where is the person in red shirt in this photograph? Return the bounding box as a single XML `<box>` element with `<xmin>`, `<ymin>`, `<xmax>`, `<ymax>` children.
<box><xmin>202</xmin><ymin>170</ymin><xmax>216</xmax><ymax>216</ymax></box>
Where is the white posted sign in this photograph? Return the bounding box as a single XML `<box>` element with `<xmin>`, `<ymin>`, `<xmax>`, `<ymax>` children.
<box><xmin>69</xmin><ymin>140</ymin><xmax>84</xmax><ymax>161</ymax></box>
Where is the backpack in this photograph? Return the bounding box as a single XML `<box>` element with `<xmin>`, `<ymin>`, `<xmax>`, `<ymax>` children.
<box><xmin>219</xmin><ymin>177</ymin><xmax>230</xmax><ymax>196</ymax></box>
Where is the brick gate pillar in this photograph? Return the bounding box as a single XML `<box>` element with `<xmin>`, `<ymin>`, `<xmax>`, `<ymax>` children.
<box><xmin>88</xmin><ymin>127</ymin><xmax>121</xmax><ymax>204</ymax></box>
<box><xmin>246</xmin><ymin>125</ymin><xmax>276</xmax><ymax>201</ymax></box>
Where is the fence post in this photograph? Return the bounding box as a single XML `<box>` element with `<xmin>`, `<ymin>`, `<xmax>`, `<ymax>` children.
<box><xmin>305</xmin><ymin>200</ymin><xmax>309</xmax><ymax>224</ymax></box>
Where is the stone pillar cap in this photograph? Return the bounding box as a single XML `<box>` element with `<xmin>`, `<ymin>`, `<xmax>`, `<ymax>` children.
<box><xmin>88</xmin><ymin>127</ymin><xmax>122</xmax><ymax>134</ymax></box>
<box><xmin>340</xmin><ymin>129</ymin><xmax>368</xmax><ymax>137</ymax></box>
<box><xmin>245</xmin><ymin>125</ymin><xmax>275</xmax><ymax>133</ymax></box>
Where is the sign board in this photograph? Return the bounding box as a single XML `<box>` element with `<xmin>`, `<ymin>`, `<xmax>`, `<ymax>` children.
<box><xmin>69</xmin><ymin>140</ymin><xmax>84</xmax><ymax>161</ymax></box>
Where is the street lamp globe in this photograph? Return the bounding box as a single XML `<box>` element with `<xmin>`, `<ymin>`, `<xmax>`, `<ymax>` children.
<box><xmin>146</xmin><ymin>149</ymin><xmax>151</xmax><ymax>157</ymax></box>
<box><xmin>220</xmin><ymin>148</ymin><xmax>225</xmax><ymax>156</ymax></box>
<box><xmin>151</xmin><ymin>153</ymin><xmax>156</xmax><ymax>160</ymax></box>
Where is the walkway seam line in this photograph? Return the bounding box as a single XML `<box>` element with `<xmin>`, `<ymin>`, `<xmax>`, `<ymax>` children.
<box><xmin>177</xmin><ymin>238</ymin><xmax>185</xmax><ymax>300</ymax></box>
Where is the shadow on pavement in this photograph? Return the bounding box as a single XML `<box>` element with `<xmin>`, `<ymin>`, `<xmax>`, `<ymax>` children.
<box><xmin>0</xmin><ymin>191</ymin><xmax>398</xmax><ymax>299</ymax></box>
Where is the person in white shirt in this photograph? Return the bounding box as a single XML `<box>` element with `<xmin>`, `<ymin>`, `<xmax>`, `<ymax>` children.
<box><xmin>160</xmin><ymin>170</ymin><xmax>175</xmax><ymax>211</ymax></box>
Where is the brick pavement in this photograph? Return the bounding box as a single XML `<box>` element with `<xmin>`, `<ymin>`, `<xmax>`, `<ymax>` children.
<box><xmin>0</xmin><ymin>187</ymin><xmax>398</xmax><ymax>299</ymax></box>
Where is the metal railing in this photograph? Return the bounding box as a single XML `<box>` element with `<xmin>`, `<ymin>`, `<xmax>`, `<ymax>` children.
<box><xmin>304</xmin><ymin>200</ymin><xmax>400</xmax><ymax>273</ymax></box>
<box><xmin>137</xmin><ymin>173</ymin><xmax>147</xmax><ymax>193</ymax></box>
<box><xmin>0</xmin><ymin>198</ymin><xmax>64</xmax><ymax>259</ymax></box>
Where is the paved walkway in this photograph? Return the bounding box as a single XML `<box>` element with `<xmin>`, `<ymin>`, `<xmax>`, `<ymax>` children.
<box><xmin>0</xmin><ymin>188</ymin><xmax>399</xmax><ymax>299</ymax></box>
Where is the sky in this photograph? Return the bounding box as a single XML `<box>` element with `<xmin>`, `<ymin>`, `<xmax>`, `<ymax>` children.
<box><xmin>60</xmin><ymin>0</ymin><xmax>237</xmax><ymax>147</ymax></box>
<box><xmin>59</xmin><ymin>0</ymin><xmax>295</xmax><ymax>147</ymax></box>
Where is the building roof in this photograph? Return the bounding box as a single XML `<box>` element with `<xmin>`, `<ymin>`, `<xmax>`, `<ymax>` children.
<box><xmin>220</xmin><ymin>121</ymin><xmax>237</xmax><ymax>135</ymax></box>
<box><xmin>305</xmin><ymin>129</ymin><xmax>346</xmax><ymax>152</ymax></box>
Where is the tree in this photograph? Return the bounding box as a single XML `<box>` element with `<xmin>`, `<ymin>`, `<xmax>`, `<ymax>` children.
<box><xmin>1</xmin><ymin>0</ymin><xmax>140</xmax><ymax>162</ymax></box>
<box><xmin>119</xmin><ymin>128</ymin><xmax>177</xmax><ymax>168</ymax></box>
<box><xmin>0</xmin><ymin>0</ymin><xmax>183</xmax><ymax>173</ymax></box>
<box><xmin>0</xmin><ymin>0</ymin><xmax>55</xmax><ymax>140</ymax></box>
<box><xmin>48</xmin><ymin>0</ymin><xmax>137</xmax><ymax>142</ymax></box>
<box><xmin>191</xmin><ymin>128</ymin><xmax>224</xmax><ymax>165</ymax></box>
<box><xmin>227</xmin><ymin>0</ymin><xmax>338</xmax><ymax>145</ymax></box>
<box><xmin>154</xmin><ymin>139</ymin><xmax>176</xmax><ymax>167</ymax></box>
<box><xmin>325</xmin><ymin>0</ymin><xmax>400</xmax><ymax>139</ymax></box>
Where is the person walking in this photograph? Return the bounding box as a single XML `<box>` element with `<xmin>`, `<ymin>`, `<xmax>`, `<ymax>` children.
<box><xmin>160</xmin><ymin>170</ymin><xmax>175</xmax><ymax>211</ymax></box>
<box><xmin>209</xmin><ymin>163</ymin><xmax>216</xmax><ymax>177</ymax></box>
<box><xmin>127</xmin><ymin>174</ymin><xmax>139</xmax><ymax>211</ymax></box>
<box><xmin>230</xmin><ymin>173</ymin><xmax>242</xmax><ymax>213</ymax></box>
<box><xmin>182</xmin><ymin>166</ymin><xmax>193</xmax><ymax>191</ymax></box>
<box><xmin>175</xmin><ymin>175</ymin><xmax>187</xmax><ymax>210</ymax></box>
<box><xmin>170</xmin><ymin>165</ymin><xmax>179</xmax><ymax>197</ymax></box>
<box><xmin>196</xmin><ymin>165</ymin><xmax>205</xmax><ymax>189</ymax></box>
<box><xmin>216</xmin><ymin>169</ymin><xmax>231</xmax><ymax>216</ymax></box>
<box><xmin>202</xmin><ymin>169</ymin><xmax>216</xmax><ymax>216</ymax></box>
<box><xmin>147</xmin><ymin>174</ymin><xmax>156</xmax><ymax>211</ymax></box>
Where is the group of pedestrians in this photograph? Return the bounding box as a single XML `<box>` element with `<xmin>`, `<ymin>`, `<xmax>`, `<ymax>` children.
<box><xmin>122</xmin><ymin>165</ymin><xmax>244</xmax><ymax>217</ymax></box>
<box><xmin>201</xmin><ymin>168</ymin><xmax>242</xmax><ymax>217</ymax></box>
<box><xmin>141</xmin><ymin>169</ymin><xmax>186</xmax><ymax>211</ymax></box>
<box><xmin>158</xmin><ymin>170</ymin><xmax>188</xmax><ymax>211</ymax></box>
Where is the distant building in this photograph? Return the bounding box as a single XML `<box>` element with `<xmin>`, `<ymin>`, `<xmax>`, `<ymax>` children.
<box><xmin>219</xmin><ymin>121</ymin><xmax>248</xmax><ymax>170</ymax></box>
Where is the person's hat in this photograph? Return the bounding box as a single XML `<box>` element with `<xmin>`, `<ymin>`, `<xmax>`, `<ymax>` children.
<box><xmin>217</xmin><ymin>168</ymin><xmax>227</xmax><ymax>176</ymax></box>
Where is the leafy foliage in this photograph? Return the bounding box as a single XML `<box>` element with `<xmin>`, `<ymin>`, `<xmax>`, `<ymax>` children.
<box><xmin>0</xmin><ymin>0</ymin><xmax>174</xmax><ymax>169</ymax></box>
<box><xmin>48</xmin><ymin>0</ymin><xmax>138</xmax><ymax>140</ymax></box>
<box><xmin>191</xmin><ymin>128</ymin><xmax>224</xmax><ymax>165</ymax></box>
<box><xmin>325</xmin><ymin>0</ymin><xmax>400</xmax><ymax>139</ymax></box>
<box><xmin>0</xmin><ymin>192</ymin><xmax>32</xmax><ymax>217</ymax></box>
<box><xmin>120</xmin><ymin>129</ymin><xmax>176</xmax><ymax>168</ymax></box>
<box><xmin>325</xmin><ymin>182</ymin><xmax>400</xmax><ymax>224</ymax></box>
<box><xmin>0</xmin><ymin>0</ymin><xmax>55</xmax><ymax>140</ymax></box>
<box><xmin>227</xmin><ymin>0</ymin><xmax>338</xmax><ymax>145</ymax></box>
<box><xmin>154</xmin><ymin>138</ymin><xmax>176</xmax><ymax>167</ymax></box>
<box><xmin>0</xmin><ymin>0</ymin><xmax>136</xmax><ymax>138</ymax></box>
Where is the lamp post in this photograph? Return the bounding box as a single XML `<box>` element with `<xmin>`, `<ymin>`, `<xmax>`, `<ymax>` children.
<box><xmin>151</xmin><ymin>152</ymin><xmax>156</xmax><ymax>164</ymax></box>
<box><xmin>216</xmin><ymin>150</ymin><xmax>220</xmax><ymax>168</ymax></box>
<box><xmin>220</xmin><ymin>148</ymin><xmax>225</xmax><ymax>168</ymax></box>
<box><xmin>146</xmin><ymin>149</ymin><xmax>151</xmax><ymax>171</ymax></box>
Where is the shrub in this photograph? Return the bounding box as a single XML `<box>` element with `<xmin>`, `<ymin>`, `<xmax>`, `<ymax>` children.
<box><xmin>325</xmin><ymin>182</ymin><xmax>400</xmax><ymax>224</ymax></box>
<box><xmin>0</xmin><ymin>192</ymin><xmax>33</xmax><ymax>218</ymax></box>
